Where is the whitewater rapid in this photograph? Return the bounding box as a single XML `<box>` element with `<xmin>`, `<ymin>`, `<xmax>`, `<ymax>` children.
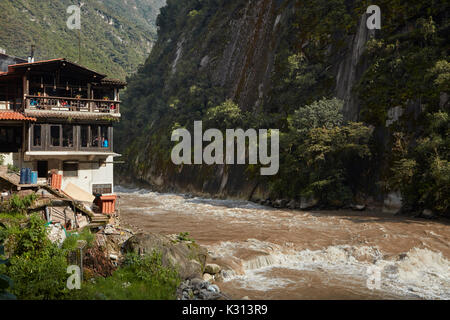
<box><xmin>116</xmin><ymin>186</ymin><xmax>450</xmax><ymax>300</ymax></box>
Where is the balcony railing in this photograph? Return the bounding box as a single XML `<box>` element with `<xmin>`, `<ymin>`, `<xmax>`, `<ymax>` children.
<box><xmin>24</xmin><ymin>95</ymin><xmax>120</xmax><ymax>114</ymax></box>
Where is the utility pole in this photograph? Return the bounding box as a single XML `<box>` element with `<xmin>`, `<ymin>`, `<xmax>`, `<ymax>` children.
<box><xmin>78</xmin><ymin>27</ymin><xmax>81</xmax><ymax>64</ymax></box>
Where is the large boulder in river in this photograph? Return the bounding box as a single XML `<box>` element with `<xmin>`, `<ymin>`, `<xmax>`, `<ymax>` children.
<box><xmin>383</xmin><ymin>192</ymin><xmax>402</xmax><ymax>214</ymax></box>
<box><xmin>122</xmin><ymin>233</ymin><xmax>207</xmax><ymax>280</ymax></box>
<box><xmin>300</xmin><ymin>196</ymin><xmax>319</xmax><ymax>210</ymax></box>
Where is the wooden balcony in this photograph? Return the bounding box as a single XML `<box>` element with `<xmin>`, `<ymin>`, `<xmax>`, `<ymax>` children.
<box><xmin>23</xmin><ymin>95</ymin><xmax>121</xmax><ymax>119</ymax></box>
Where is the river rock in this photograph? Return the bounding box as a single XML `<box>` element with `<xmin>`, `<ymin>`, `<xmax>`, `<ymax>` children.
<box><xmin>176</xmin><ymin>278</ymin><xmax>225</xmax><ymax>300</ymax></box>
<box><xmin>273</xmin><ymin>199</ymin><xmax>289</xmax><ymax>208</ymax></box>
<box><xmin>300</xmin><ymin>196</ymin><xmax>319</xmax><ymax>210</ymax></box>
<box><xmin>214</xmin><ymin>272</ymin><xmax>224</xmax><ymax>282</ymax></box>
<box><xmin>203</xmin><ymin>273</ymin><xmax>214</xmax><ymax>282</ymax></box>
<box><xmin>383</xmin><ymin>192</ymin><xmax>402</xmax><ymax>214</ymax></box>
<box><xmin>287</xmin><ymin>200</ymin><xmax>300</xmax><ymax>209</ymax></box>
<box><xmin>204</xmin><ymin>263</ymin><xmax>221</xmax><ymax>275</ymax></box>
<box><xmin>351</xmin><ymin>204</ymin><xmax>366</xmax><ymax>211</ymax></box>
<box><xmin>421</xmin><ymin>209</ymin><xmax>436</xmax><ymax>219</ymax></box>
<box><xmin>123</xmin><ymin>233</ymin><xmax>208</xmax><ymax>280</ymax></box>
<box><xmin>207</xmin><ymin>284</ymin><xmax>220</xmax><ymax>293</ymax></box>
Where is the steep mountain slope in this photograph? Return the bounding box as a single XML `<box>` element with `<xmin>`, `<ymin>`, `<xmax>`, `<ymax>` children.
<box><xmin>0</xmin><ymin>0</ymin><xmax>165</xmax><ymax>79</ymax></box>
<box><xmin>118</xmin><ymin>0</ymin><xmax>449</xmax><ymax>213</ymax></box>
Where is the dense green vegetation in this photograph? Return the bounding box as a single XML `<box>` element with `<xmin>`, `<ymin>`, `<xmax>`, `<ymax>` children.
<box><xmin>117</xmin><ymin>0</ymin><xmax>449</xmax><ymax>214</ymax></box>
<box><xmin>0</xmin><ymin>223</ymin><xmax>15</xmax><ymax>300</ymax></box>
<box><xmin>272</xmin><ymin>98</ymin><xmax>373</xmax><ymax>205</ymax></box>
<box><xmin>0</xmin><ymin>195</ymin><xmax>180</xmax><ymax>300</ymax></box>
<box><xmin>355</xmin><ymin>1</ymin><xmax>449</xmax><ymax>214</ymax></box>
<box><xmin>0</xmin><ymin>0</ymin><xmax>165</xmax><ymax>79</ymax></box>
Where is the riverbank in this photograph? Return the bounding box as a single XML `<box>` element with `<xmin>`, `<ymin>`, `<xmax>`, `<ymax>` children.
<box><xmin>115</xmin><ymin>176</ymin><xmax>446</xmax><ymax>222</ymax></box>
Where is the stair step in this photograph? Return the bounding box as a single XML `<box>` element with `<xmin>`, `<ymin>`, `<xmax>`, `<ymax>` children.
<box><xmin>88</xmin><ymin>222</ymin><xmax>108</xmax><ymax>228</ymax></box>
<box><xmin>91</xmin><ymin>217</ymin><xmax>109</xmax><ymax>221</ymax></box>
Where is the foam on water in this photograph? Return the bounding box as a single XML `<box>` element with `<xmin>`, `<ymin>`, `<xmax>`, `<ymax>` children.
<box><xmin>209</xmin><ymin>240</ymin><xmax>450</xmax><ymax>299</ymax></box>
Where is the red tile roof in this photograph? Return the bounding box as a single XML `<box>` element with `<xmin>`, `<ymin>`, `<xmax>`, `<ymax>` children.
<box><xmin>0</xmin><ymin>111</ymin><xmax>36</xmax><ymax>122</ymax></box>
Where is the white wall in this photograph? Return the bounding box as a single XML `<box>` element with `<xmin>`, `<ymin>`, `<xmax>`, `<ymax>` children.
<box><xmin>62</xmin><ymin>156</ymin><xmax>114</xmax><ymax>194</ymax></box>
<box><xmin>20</xmin><ymin>155</ymin><xmax>115</xmax><ymax>195</ymax></box>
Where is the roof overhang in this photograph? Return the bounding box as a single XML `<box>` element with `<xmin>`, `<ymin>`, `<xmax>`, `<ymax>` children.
<box><xmin>3</xmin><ymin>59</ymin><xmax>107</xmax><ymax>83</ymax></box>
<box><xmin>24</xmin><ymin>109</ymin><xmax>121</xmax><ymax>121</ymax></box>
<box><xmin>25</xmin><ymin>151</ymin><xmax>121</xmax><ymax>160</ymax></box>
<box><xmin>0</xmin><ymin>111</ymin><xmax>37</xmax><ymax>122</ymax></box>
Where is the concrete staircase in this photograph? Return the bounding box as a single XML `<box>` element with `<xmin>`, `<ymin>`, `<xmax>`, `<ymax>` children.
<box><xmin>88</xmin><ymin>214</ymin><xmax>110</xmax><ymax>228</ymax></box>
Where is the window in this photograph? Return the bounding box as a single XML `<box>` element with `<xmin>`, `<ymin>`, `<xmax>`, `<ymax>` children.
<box><xmin>63</xmin><ymin>162</ymin><xmax>78</xmax><ymax>177</ymax></box>
<box><xmin>100</xmin><ymin>126</ymin><xmax>109</xmax><ymax>148</ymax></box>
<box><xmin>80</xmin><ymin>125</ymin><xmax>111</xmax><ymax>149</ymax></box>
<box><xmin>81</xmin><ymin>125</ymin><xmax>89</xmax><ymax>147</ymax></box>
<box><xmin>50</xmin><ymin>125</ymin><xmax>60</xmax><ymax>147</ymax></box>
<box><xmin>91</xmin><ymin>125</ymin><xmax>100</xmax><ymax>147</ymax></box>
<box><xmin>33</xmin><ymin>125</ymin><xmax>41</xmax><ymax>147</ymax></box>
<box><xmin>62</xmin><ymin>125</ymin><xmax>73</xmax><ymax>147</ymax></box>
<box><xmin>92</xmin><ymin>184</ymin><xmax>112</xmax><ymax>195</ymax></box>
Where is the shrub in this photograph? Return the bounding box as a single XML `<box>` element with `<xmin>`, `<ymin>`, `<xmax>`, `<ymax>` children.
<box><xmin>205</xmin><ymin>100</ymin><xmax>246</xmax><ymax>129</ymax></box>
<box><xmin>289</xmin><ymin>97</ymin><xmax>344</xmax><ymax>134</ymax></box>
<box><xmin>0</xmin><ymin>224</ymin><xmax>16</xmax><ymax>300</ymax></box>
<box><xmin>4</xmin><ymin>244</ymin><xmax>70</xmax><ymax>300</ymax></box>
<box><xmin>7</xmin><ymin>164</ymin><xmax>19</xmax><ymax>173</ymax></box>
<box><xmin>272</xmin><ymin>98</ymin><xmax>372</xmax><ymax>206</ymax></box>
<box><xmin>8</xmin><ymin>214</ymin><xmax>49</xmax><ymax>257</ymax></box>
<box><xmin>8</xmin><ymin>194</ymin><xmax>38</xmax><ymax>215</ymax></box>
<box><xmin>0</xmin><ymin>215</ymin><xmax>71</xmax><ymax>300</ymax></box>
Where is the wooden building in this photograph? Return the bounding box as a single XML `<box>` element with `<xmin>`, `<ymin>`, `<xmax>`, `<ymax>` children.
<box><xmin>0</xmin><ymin>55</ymin><xmax>126</xmax><ymax>198</ymax></box>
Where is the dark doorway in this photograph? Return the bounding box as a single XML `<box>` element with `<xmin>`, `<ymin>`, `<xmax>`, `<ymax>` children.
<box><xmin>37</xmin><ymin>161</ymin><xmax>48</xmax><ymax>178</ymax></box>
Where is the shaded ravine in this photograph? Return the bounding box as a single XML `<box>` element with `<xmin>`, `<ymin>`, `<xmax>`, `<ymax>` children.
<box><xmin>116</xmin><ymin>186</ymin><xmax>450</xmax><ymax>300</ymax></box>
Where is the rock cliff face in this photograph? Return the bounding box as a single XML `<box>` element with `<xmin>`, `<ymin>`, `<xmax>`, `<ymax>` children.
<box><xmin>335</xmin><ymin>15</ymin><xmax>376</xmax><ymax>120</ymax></box>
<box><xmin>117</xmin><ymin>0</ymin><xmax>449</xmax><ymax>204</ymax></box>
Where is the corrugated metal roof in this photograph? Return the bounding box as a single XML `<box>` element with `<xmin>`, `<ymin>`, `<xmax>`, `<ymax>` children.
<box><xmin>0</xmin><ymin>111</ymin><xmax>37</xmax><ymax>121</ymax></box>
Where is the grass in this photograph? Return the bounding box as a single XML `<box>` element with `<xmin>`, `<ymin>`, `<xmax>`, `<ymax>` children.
<box><xmin>69</xmin><ymin>252</ymin><xmax>181</xmax><ymax>300</ymax></box>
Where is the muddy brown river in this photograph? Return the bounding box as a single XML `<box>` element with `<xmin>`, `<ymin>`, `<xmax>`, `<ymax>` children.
<box><xmin>116</xmin><ymin>186</ymin><xmax>450</xmax><ymax>300</ymax></box>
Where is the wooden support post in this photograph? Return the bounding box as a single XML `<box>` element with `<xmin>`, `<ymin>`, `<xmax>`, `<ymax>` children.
<box><xmin>5</xmin><ymin>85</ymin><xmax>8</xmax><ymax>110</ymax></box>
<box><xmin>87</xmin><ymin>83</ymin><xmax>91</xmax><ymax>112</ymax></box>
<box><xmin>22</xmin><ymin>75</ymin><xmax>29</xmax><ymax>110</ymax></box>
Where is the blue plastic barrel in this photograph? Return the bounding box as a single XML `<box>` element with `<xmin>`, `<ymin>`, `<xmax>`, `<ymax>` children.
<box><xmin>20</xmin><ymin>168</ymin><xmax>27</xmax><ymax>184</ymax></box>
<box><xmin>25</xmin><ymin>168</ymin><xmax>32</xmax><ymax>184</ymax></box>
<box><xmin>31</xmin><ymin>171</ymin><xmax>38</xmax><ymax>184</ymax></box>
